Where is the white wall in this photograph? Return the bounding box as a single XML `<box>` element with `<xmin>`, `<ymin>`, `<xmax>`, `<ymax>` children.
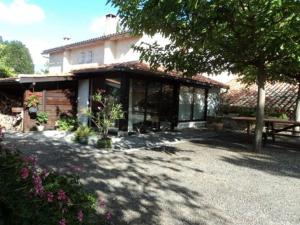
<box><xmin>48</xmin><ymin>33</ymin><xmax>169</xmax><ymax>74</ymax></box>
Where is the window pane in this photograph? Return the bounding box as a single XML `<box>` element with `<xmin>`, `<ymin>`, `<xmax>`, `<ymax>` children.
<box><xmin>131</xmin><ymin>80</ymin><xmax>146</xmax><ymax>130</ymax></box>
<box><xmin>160</xmin><ymin>84</ymin><xmax>174</xmax><ymax>129</ymax></box>
<box><xmin>193</xmin><ymin>88</ymin><xmax>205</xmax><ymax>120</ymax></box>
<box><xmin>146</xmin><ymin>82</ymin><xmax>161</xmax><ymax>130</ymax></box>
<box><xmin>179</xmin><ymin>86</ymin><xmax>193</xmax><ymax>121</ymax></box>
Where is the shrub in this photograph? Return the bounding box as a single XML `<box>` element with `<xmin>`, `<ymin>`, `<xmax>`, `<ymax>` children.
<box><xmin>74</xmin><ymin>125</ymin><xmax>92</xmax><ymax>145</ymax></box>
<box><xmin>36</xmin><ymin>112</ymin><xmax>48</xmax><ymax>125</ymax></box>
<box><xmin>57</xmin><ymin>117</ymin><xmax>78</xmax><ymax>131</ymax></box>
<box><xmin>96</xmin><ymin>138</ymin><xmax>112</xmax><ymax>149</ymax></box>
<box><xmin>86</xmin><ymin>90</ymin><xmax>123</xmax><ymax>148</ymax></box>
<box><xmin>0</xmin><ymin>146</ymin><xmax>112</xmax><ymax>225</ymax></box>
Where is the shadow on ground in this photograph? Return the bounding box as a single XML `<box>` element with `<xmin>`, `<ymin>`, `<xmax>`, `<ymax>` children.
<box><xmin>189</xmin><ymin>131</ymin><xmax>300</xmax><ymax>179</ymax></box>
<box><xmin>3</xmin><ymin>130</ymin><xmax>230</xmax><ymax>225</ymax></box>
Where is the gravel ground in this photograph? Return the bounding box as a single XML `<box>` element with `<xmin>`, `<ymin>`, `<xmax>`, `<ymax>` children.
<box><xmin>2</xmin><ymin>130</ymin><xmax>300</xmax><ymax>225</ymax></box>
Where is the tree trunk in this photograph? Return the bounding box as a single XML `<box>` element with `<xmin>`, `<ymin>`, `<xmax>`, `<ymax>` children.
<box><xmin>254</xmin><ymin>69</ymin><xmax>267</xmax><ymax>153</ymax></box>
<box><xmin>294</xmin><ymin>82</ymin><xmax>300</xmax><ymax>135</ymax></box>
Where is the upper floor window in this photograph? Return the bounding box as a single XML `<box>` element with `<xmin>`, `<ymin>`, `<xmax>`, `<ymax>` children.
<box><xmin>79</xmin><ymin>52</ymin><xmax>85</xmax><ymax>64</ymax></box>
<box><xmin>86</xmin><ymin>51</ymin><xmax>93</xmax><ymax>63</ymax></box>
<box><xmin>78</xmin><ymin>51</ymin><xmax>93</xmax><ymax>64</ymax></box>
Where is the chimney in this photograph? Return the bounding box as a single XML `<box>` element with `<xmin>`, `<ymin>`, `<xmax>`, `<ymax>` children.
<box><xmin>104</xmin><ymin>14</ymin><xmax>118</xmax><ymax>35</ymax></box>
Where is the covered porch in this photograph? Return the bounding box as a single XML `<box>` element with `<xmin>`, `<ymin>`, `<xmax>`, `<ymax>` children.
<box><xmin>74</xmin><ymin>62</ymin><xmax>227</xmax><ymax>133</ymax></box>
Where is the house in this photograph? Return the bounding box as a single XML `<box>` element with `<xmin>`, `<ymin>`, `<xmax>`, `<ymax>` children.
<box><xmin>0</xmin><ymin>14</ymin><xmax>227</xmax><ymax>132</ymax></box>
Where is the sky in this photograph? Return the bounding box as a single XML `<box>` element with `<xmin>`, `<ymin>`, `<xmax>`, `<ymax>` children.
<box><xmin>0</xmin><ymin>0</ymin><xmax>117</xmax><ymax>71</ymax></box>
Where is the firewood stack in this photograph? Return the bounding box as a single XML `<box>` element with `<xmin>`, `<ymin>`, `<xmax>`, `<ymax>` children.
<box><xmin>0</xmin><ymin>91</ymin><xmax>23</xmax><ymax>115</ymax></box>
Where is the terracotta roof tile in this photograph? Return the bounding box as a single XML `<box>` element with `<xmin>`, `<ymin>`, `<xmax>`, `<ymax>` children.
<box><xmin>222</xmin><ymin>80</ymin><xmax>298</xmax><ymax>115</ymax></box>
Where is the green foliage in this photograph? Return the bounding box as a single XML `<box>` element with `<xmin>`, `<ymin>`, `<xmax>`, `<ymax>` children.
<box><xmin>86</xmin><ymin>90</ymin><xmax>124</xmax><ymax>139</ymax></box>
<box><xmin>110</xmin><ymin>0</ymin><xmax>300</xmax><ymax>83</ymax></box>
<box><xmin>74</xmin><ymin>125</ymin><xmax>92</xmax><ymax>144</ymax></box>
<box><xmin>36</xmin><ymin>112</ymin><xmax>48</xmax><ymax>125</ymax></box>
<box><xmin>0</xmin><ymin>40</ymin><xmax>34</xmax><ymax>75</ymax></box>
<box><xmin>0</xmin><ymin>147</ymin><xmax>111</xmax><ymax>225</ymax></box>
<box><xmin>26</xmin><ymin>94</ymin><xmax>39</xmax><ymax>108</ymax></box>
<box><xmin>57</xmin><ymin>117</ymin><xmax>78</xmax><ymax>132</ymax></box>
<box><xmin>96</xmin><ymin>138</ymin><xmax>112</xmax><ymax>149</ymax></box>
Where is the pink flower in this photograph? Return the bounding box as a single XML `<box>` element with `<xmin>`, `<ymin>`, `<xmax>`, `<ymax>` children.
<box><xmin>20</xmin><ymin>167</ymin><xmax>30</xmax><ymax>179</ymax></box>
<box><xmin>32</xmin><ymin>173</ymin><xmax>44</xmax><ymax>196</ymax></box>
<box><xmin>47</xmin><ymin>192</ymin><xmax>54</xmax><ymax>202</ymax></box>
<box><xmin>57</xmin><ymin>190</ymin><xmax>67</xmax><ymax>201</ymax></box>
<box><xmin>59</xmin><ymin>218</ymin><xmax>67</xmax><ymax>225</ymax></box>
<box><xmin>41</xmin><ymin>169</ymin><xmax>50</xmax><ymax>179</ymax></box>
<box><xmin>105</xmin><ymin>212</ymin><xmax>112</xmax><ymax>220</ymax></box>
<box><xmin>77</xmin><ymin>210</ymin><xmax>84</xmax><ymax>222</ymax></box>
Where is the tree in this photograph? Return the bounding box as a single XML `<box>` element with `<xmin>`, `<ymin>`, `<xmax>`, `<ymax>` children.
<box><xmin>0</xmin><ymin>43</ymin><xmax>14</xmax><ymax>78</ymax></box>
<box><xmin>0</xmin><ymin>41</ymin><xmax>34</xmax><ymax>75</ymax></box>
<box><xmin>110</xmin><ymin>0</ymin><xmax>300</xmax><ymax>152</ymax></box>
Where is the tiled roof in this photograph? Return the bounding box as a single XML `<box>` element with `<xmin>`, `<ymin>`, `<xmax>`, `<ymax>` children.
<box><xmin>42</xmin><ymin>31</ymin><xmax>132</xmax><ymax>54</ymax></box>
<box><xmin>222</xmin><ymin>79</ymin><xmax>299</xmax><ymax>114</ymax></box>
<box><xmin>72</xmin><ymin>61</ymin><xmax>228</xmax><ymax>88</ymax></box>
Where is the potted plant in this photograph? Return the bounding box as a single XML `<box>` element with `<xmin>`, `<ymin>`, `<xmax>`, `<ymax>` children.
<box><xmin>36</xmin><ymin>112</ymin><xmax>48</xmax><ymax>131</ymax></box>
<box><xmin>86</xmin><ymin>90</ymin><xmax>123</xmax><ymax>149</ymax></box>
<box><xmin>26</xmin><ymin>94</ymin><xmax>39</xmax><ymax>114</ymax></box>
<box><xmin>74</xmin><ymin>125</ymin><xmax>91</xmax><ymax>145</ymax></box>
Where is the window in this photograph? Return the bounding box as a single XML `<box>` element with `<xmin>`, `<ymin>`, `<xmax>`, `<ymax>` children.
<box><xmin>79</xmin><ymin>52</ymin><xmax>85</xmax><ymax>64</ymax></box>
<box><xmin>178</xmin><ymin>86</ymin><xmax>206</xmax><ymax>121</ymax></box>
<box><xmin>86</xmin><ymin>51</ymin><xmax>93</xmax><ymax>63</ymax></box>
<box><xmin>179</xmin><ymin>86</ymin><xmax>193</xmax><ymax>121</ymax></box>
<box><xmin>193</xmin><ymin>89</ymin><xmax>205</xmax><ymax>120</ymax></box>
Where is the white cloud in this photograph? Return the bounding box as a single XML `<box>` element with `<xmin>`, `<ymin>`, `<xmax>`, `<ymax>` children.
<box><xmin>0</xmin><ymin>0</ymin><xmax>45</xmax><ymax>25</ymax></box>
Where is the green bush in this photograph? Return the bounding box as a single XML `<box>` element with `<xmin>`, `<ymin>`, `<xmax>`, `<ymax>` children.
<box><xmin>74</xmin><ymin>126</ymin><xmax>92</xmax><ymax>145</ymax></box>
<box><xmin>57</xmin><ymin>117</ymin><xmax>78</xmax><ymax>131</ymax></box>
<box><xmin>96</xmin><ymin>138</ymin><xmax>112</xmax><ymax>149</ymax></box>
<box><xmin>0</xmin><ymin>147</ymin><xmax>112</xmax><ymax>225</ymax></box>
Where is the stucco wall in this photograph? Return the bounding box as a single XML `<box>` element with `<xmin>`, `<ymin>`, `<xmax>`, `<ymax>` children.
<box><xmin>48</xmin><ymin>34</ymin><xmax>169</xmax><ymax>73</ymax></box>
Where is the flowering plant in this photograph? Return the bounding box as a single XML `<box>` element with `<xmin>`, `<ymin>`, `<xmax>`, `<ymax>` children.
<box><xmin>0</xmin><ymin>146</ymin><xmax>112</xmax><ymax>225</ymax></box>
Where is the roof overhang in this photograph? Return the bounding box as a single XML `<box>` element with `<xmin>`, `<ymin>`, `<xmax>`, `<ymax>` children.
<box><xmin>72</xmin><ymin>61</ymin><xmax>229</xmax><ymax>89</ymax></box>
<box><xmin>42</xmin><ymin>31</ymin><xmax>134</xmax><ymax>55</ymax></box>
<box><xmin>18</xmin><ymin>74</ymin><xmax>74</xmax><ymax>83</ymax></box>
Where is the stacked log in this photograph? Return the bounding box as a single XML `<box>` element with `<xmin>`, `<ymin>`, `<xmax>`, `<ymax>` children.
<box><xmin>0</xmin><ymin>91</ymin><xmax>23</xmax><ymax>115</ymax></box>
<box><xmin>0</xmin><ymin>91</ymin><xmax>23</xmax><ymax>131</ymax></box>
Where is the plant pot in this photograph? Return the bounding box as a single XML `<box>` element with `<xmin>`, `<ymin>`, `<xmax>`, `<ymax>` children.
<box><xmin>37</xmin><ymin>125</ymin><xmax>45</xmax><ymax>132</ymax></box>
<box><xmin>28</xmin><ymin>107</ymin><xmax>38</xmax><ymax>114</ymax></box>
<box><xmin>97</xmin><ymin>138</ymin><xmax>112</xmax><ymax>149</ymax></box>
<box><xmin>77</xmin><ymin>137</ymin><xmax>88</xmax><ymax>145</ymax></box>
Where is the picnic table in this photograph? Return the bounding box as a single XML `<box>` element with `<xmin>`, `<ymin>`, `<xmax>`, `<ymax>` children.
<box><xmin>230</xmin><ymin>116</ymin><xmax>300</xmax><ymax>145</ymax></box>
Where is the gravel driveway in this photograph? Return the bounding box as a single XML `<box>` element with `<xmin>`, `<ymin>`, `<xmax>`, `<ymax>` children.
<box><xmin>3</xmin><ymin>130</ymin><xmax>300</xmax><ymax>225</ymax></box>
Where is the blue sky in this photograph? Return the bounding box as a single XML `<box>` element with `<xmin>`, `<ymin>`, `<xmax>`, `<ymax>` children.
<box><xmin>0</xmin><ymin>0</ymin><xmax>117</xmax><ymax>71</ymax></box>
